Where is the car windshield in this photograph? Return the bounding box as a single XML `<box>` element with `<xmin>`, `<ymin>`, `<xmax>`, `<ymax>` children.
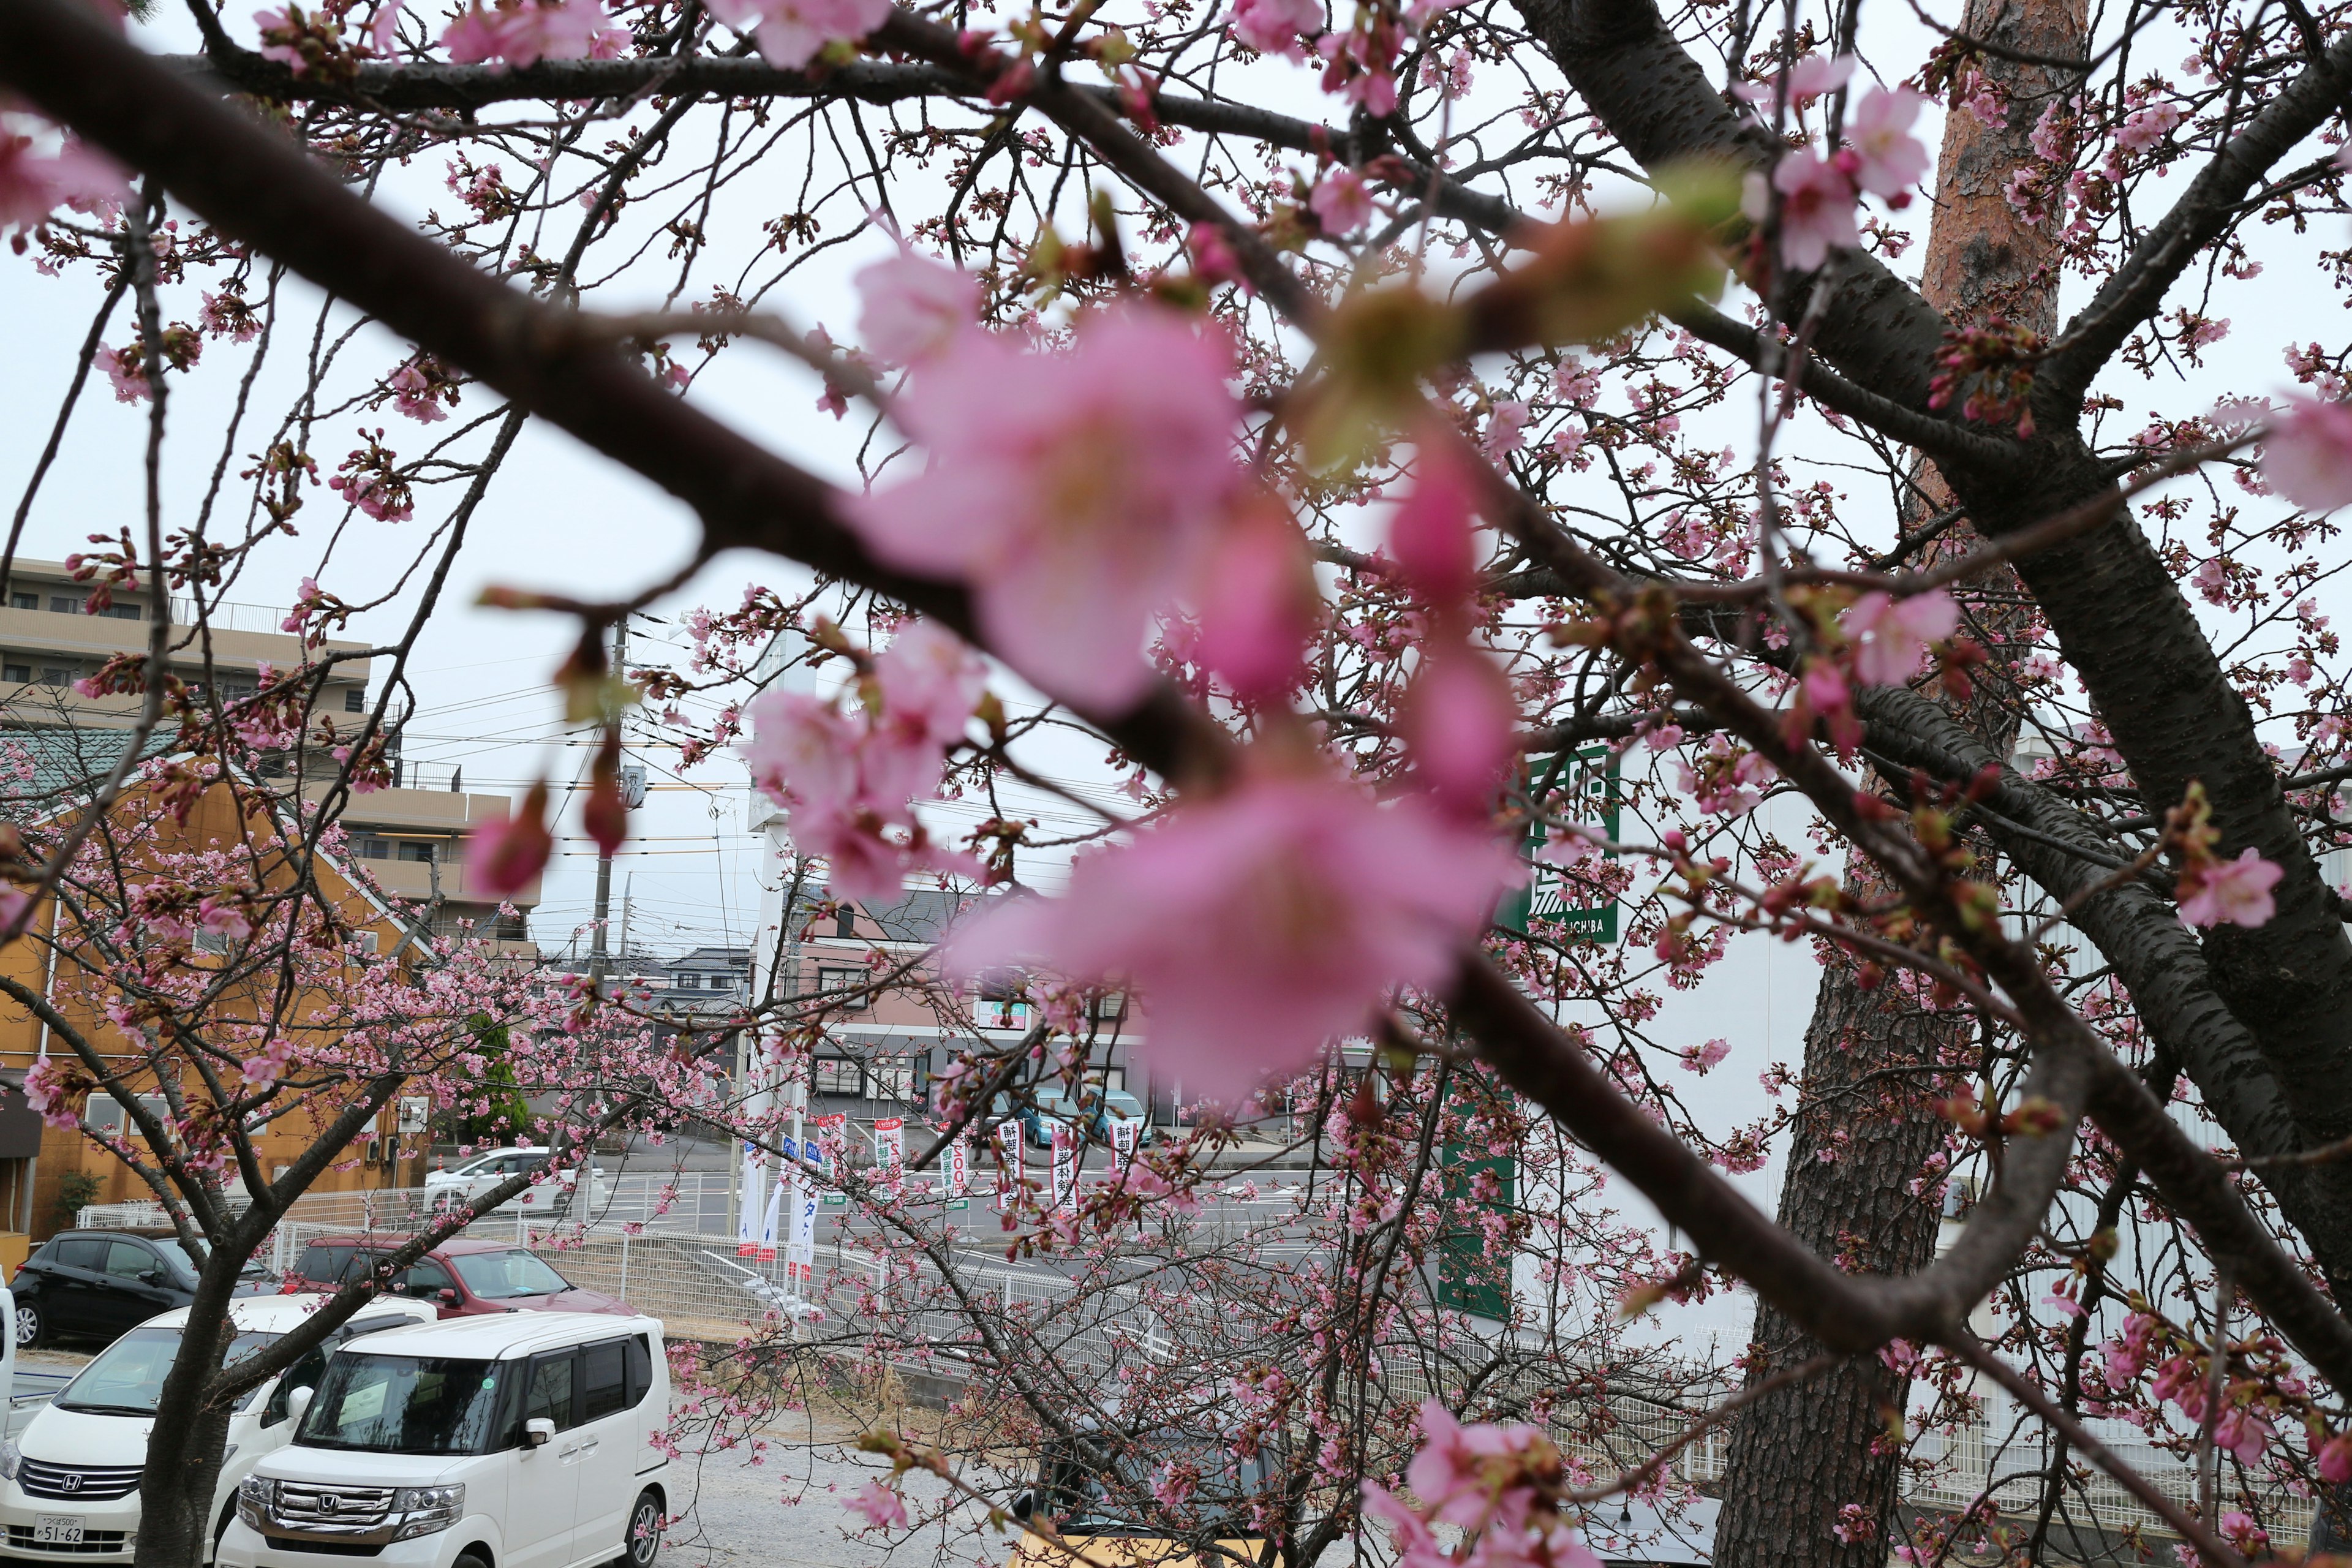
<box><xmin>297</xmin><ymin>1354</ymin><xmax>507</xmax><ymax>1455</ymax></box>
<box><xmin>448</xmin><ymin>1248</ymin><xmax>573</xmax><ymax>1300</ymax></box>
<box><xmin>1101</xmin><ymin>1094</ymin><xmax>1142</xmax><ymax>1117</ymax></box>
<box><xmin>1038</xmin><ymin>1438</ymin><xmax>1270</xmax><ymax>1537</ymax></box>
<box><xmin>57</xmin><ymin>1325</ymin><xmax>277</xmax><ymax>1415</ymax></box>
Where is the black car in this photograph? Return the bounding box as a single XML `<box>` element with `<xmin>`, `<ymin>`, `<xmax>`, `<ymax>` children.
<box><xmin>9</xmin><ymin>1229</ymin><xmax>275</xmax><ymax>1348</ymax></box>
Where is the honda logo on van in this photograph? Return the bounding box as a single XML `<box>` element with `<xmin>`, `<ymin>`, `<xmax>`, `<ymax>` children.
<box><xmin>318</xmin><ymin>1496</ymin><xmax>340</xmax><ymax>1514</ymax></box>
<box><xmin>56</xmin><ymin>1476</ymin><xmax>80</xmax><ymax>1494</ymax></box>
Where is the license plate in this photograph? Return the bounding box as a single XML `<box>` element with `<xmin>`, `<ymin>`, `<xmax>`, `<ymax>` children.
<box><xmin>34</xmin><ymin>1517</ymin><xmax>83</xmax><ymax>1545</ymax></box>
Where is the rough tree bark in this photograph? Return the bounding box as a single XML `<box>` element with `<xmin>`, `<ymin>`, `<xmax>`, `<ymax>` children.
<box><xmin>1713</xmin><ymin>6</ymin><xmax>2087</xmax><ymax>1562</ymax></box>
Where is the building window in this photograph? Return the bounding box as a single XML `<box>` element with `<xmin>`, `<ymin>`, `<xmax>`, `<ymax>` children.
<box><xmin>674</xmin><ymin>974</ymin><xmax>699</xmax><ymax>990</ymax></box>
<box><xmin>39</xmin><ymin>667</ymin><xmax>72</xmax><ymax>688</ymax></box>
<box><xmin>102</xmin><ymin>601</ymin><xmax>140</xmax><ymax>621</ymax></box>
<box><xmin>834</xmin><ymin>907</ymin><xmax>856</xmax><ymax>938</ymax></box>
<box><xmin>223</xmin><ymin>682</ymin><xmax>255</xmax><ymax>703</ymax></box>
<box><xmin>344</xmin><ymin>688</ymin><xmax>366</xmax><ymax>713</ymax></box>
<box><xmin>2</xmin><ymin>664</ymin><xmax>26</xmax><ymax>684</ymax></box>
<box><xmin>193</xmin><ymin>928</ymin><xmax>232</xmax><ymax>955</ymax></box>
<box><xmin>46</xmin><ymin>595</ymin><xmax>76</xmax><ymax>614</ymax></box>
<box><xmin>85</xmin><ymin>1093</ymin><xmax>175</xmax><ymax>1138</ymax></box>
<box><xmin>396</xmin><ymin>840</ymin><xmax>437</xmax><ymax>864</ymax></box>
<box><xmin>814</xmin><ymin>1057</ymin><xmax>862</xmax><ymax>1096</ymax></box>
<box><xmin>9</xmin><ymin>593</ymin><xmax>33</xmax><ymax>610</ymax></box>
<box><xmin>353</xmin><ymin>835</ymin><xmax>391</xmax><ymax>859</ymax></box>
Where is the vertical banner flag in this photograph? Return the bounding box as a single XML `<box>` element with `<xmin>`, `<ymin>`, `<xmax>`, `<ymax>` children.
<box><xmin>786</xmin><ymin>1140</ymin><xmax>817</xmax><ymax>1283</ymax></box>
<box><xmin>1050</xmin><ymin>1121</ymin><xmax>1077</xmax><ymax>1212</ymax></box>
<box><xmin>944</xmin><ymin>1131</ymin><xmax>970</xmax><ymax>1207</ymax></box>
<box><xmin>756</xmin><ymin>1138</ymin><xmax>786</xmax><ymax>1264</ymax></box>
<box><xmin>1110</xmin><ymin>1115</ymin><xmax>1139</xmax><ymax>1167</ymax></box>
<box><xmin>873</xmin><ymin>1116</ymin><xmax>905</xmax><ymax>1191</ymax></box>
<box><xmin>996</xmin><ymin>1115</ymin><xmax>1022</xmax><ymax>1211</ymax></box>
<box><xmin>815</xmin><ymin>1114</ymin><xmax>848</xmax><ymax>1205</ymax></box>
<box><xmin>736</xmin><ymin>1141</ymin><xmax>767</xmax><ymax>1257</ymax></box>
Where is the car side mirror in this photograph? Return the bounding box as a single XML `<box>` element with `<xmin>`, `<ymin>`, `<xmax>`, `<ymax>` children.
<box><xmin>524</xmin><ymin>1417</ymin><xmax>556</xmax><ymax>1449</ymax></box>
<box><xmin>285</xmin><ymin>1386</ymin><xmax>314</xmax><ymax>1427</ymax></box>
<box><xmin>437</xmin><ymin>1288</ymin><xmax>459</xmax><ymax>1305</ymax></box>
<box><xmin>1009</xmin><ymin>1491</ymin><xmax>1034</xmax><ymax>1523</ymax></box>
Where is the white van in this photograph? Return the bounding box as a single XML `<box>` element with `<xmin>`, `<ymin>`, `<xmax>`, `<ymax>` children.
<box><xmin>219</xmin><ymin>1313</ymin><xmax>669</xmax><ymax>1568</ymax></box>
<box><xmin>0</xmin><ymin>1293</ymin><xmax>437</xmax><ymax>1562</ymax></box>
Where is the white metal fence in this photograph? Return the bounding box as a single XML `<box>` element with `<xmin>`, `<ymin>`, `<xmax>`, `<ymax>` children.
<box><xmin>72</xmin><ymin>1187</ymin><xmax>2313</xmax><ymax>1545</ymax></box>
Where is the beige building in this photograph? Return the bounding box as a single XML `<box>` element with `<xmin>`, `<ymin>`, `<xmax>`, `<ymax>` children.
<box><xmin>0</xmin><ymin>559</ymin><xmax>539</xmax><ymax>943</ymax></box>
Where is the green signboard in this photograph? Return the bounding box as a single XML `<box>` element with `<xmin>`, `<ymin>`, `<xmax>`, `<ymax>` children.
<box><xmin>1434</xmin><ymin>1133</ymin><xmax>1517</xmax><ymax>1321</ymax></box>
<box><xmin>1497</xmin><ymin>742</ymin><xmax>1621</xmax><ymax>942</ymax></box>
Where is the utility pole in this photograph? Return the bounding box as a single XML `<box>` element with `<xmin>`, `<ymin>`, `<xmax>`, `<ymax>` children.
<box><xmin>588</xmin><ymin>615</ymin><xmax>628</xmax><ymax>991</ymax></box>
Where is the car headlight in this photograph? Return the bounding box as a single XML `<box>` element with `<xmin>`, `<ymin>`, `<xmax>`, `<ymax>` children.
<box><xmin>0</xmin><ymin>1438</ymin><xmax>21</xmax><ymax>1482</ymax></box>
<box><xmin>236</xmin><ymin>1476</ymin><xmax>273</xmax><ymax>1530</ymax></box>
<box><xmin>391</xmin><ymin>1483</ymin><xmax>464</xmax><ymax>1539</ymax></box>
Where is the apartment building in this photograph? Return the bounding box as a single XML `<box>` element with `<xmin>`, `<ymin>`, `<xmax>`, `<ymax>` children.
<box><xmin>0</xmin><ymin>558</ymin><xmax>539</xmax><ymax>943</ymax></box>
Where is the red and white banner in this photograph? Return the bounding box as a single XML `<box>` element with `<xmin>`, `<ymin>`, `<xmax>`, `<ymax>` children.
<box><xmin>1050</xmin><ymin>1121</ymin><xmax>1078</xmax><ymax>1211</ymax></box>
<box><xmin>943</xmin><ymin>1131</ymin><xmax>970</xmax><ymax>1199</ymax></box>
<box><xmin>873</xmin><ymin>1116</ymin><xmax>904</xmax><ymax>1189</ymax></box>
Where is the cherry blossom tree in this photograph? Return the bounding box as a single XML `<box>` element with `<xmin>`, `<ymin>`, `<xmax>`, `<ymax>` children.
<box><xmin>4</xmin><ymin>0</ymin><xmax>2352</xmax><ymax>1562</ymax></box>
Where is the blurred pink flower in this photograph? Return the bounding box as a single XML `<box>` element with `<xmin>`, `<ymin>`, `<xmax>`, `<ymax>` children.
<box><xmin>699</xmin><ymin>0</ymin><xmax>889</xmax><ymax>69</ymax></box>
<box><xmin>873</xmin><ymin>619</ymin><xmax>986</xmax><ymax>753</ymax></box>
<box><xmin>846</xmin><ymin>304</ymin><xmax>1242</xmax><ymax>710</ymax></box>
<box><xmin>1845</xmin><ymin>85</ymin><xmax>1930</xmax><ymax>200</ymax></box>
<box><xmin>2263</xmin><ymin>396</ymin><xmax>2352</xmax><ymax>512</ymax></box>
<box><xmin>0</xmin><ymin>130</ymin><xmax>127</xmax><ymax>233</ymax></box>
<box><xmin>441</xmin><ymin>0</ymin><xmax>617</xmax><ymax>66</ymax></box>
<box><xmin>844</xmin><ymin>1480</ymin><xmax>907</xmax><ymax>1532</ymax></box>
<box><xmin>1191</xmin><ymin>508</ymin><xmax>1315</xmax><ymax>698</ymax></box>
<box><xmin>947</xmin><ymin>769</ymin><xmax>1516</xmax><ymax>1101</ymax></box>
<box><xmin>1388</xmin><ymin>438</ymin><xmax>1483</xmax><ymax>604</ymax></box>
<box><xmin>2319</xmin><ymin>1433</ymin><xmax>2352</xmax><ymax>1485</ymax></box>
<box><xmin>2213</xmin><ymin>1402</ymin><xmax>2274</xmax><ymax>1465</ymax></box>
<box><xmin>1842</xmin><ymin>589</ymin><xmax>1958</xmax><ymax>685</ymax></box>
<box><xmin>467</xmin><ymin>784</ymin><xmax>553</xmax><ymax>898</ymax></box>
<box><xmin>854</xmin><ymin>252</ymin><xmax>981</xmax><ymax>366</ymax></box>
<box><xmin>1684</xmin><ymin>1038</ymin><xmax>1730</xmax><ymax>1074</ymax></box>
<box><xmin>1229</xmin><ymin>0</ymin><xmax>1319</xmax><ymax>57</ymax></box>
<box><xmin>1403</xmin><ymin>648</ymin><xmax>1517</xmax><ymax>816</ymax></box>
<box><xmin>1757</xmin><ymin>149</ymin><xmax>1858</xmax><ymax>273</ymax></box>
<box><xmin>1310</xmin><ymin>168</ymin><xmax>1373</xmax><ymax>235</ymax></box>
<box><xmin>2178</xmin><ymin>847</ymin><xmax>2283</xmax><ymax>929</ymax></box>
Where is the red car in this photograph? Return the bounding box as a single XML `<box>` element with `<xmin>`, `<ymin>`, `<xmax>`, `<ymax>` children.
<box><xmin>279</xmin><ymin>1233</ymin><xmax>634</xmax><ymax>1317</ymax></box>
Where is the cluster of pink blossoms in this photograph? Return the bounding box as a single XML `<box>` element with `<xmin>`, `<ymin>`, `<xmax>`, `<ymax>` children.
<box><xmin>1738</xmin><ymin>57</ymin><xmax>1931</xmax><ymax>272</ymax></box>
<box><xmin>1362</xmin><ymin>1400</ymin><xmax>1600</xmax><ymax>1568</ymax></box>
<box><xmin>739</xmin><ymin>619</ymin><xmax>986</xmax><ymax>903</ymax></box>
<box><xmin>845</xmin><ymin>271</ymin><xmax>1251</xmax><ymax>711</ymax></box>
<box><xmin>441</xmin><ymin>0</ymin><xmax>628</xmax><ymax>66</ymax></box>
<box><xmin>699</xmin><ymin>0</ymin><xmax>890</xmax><ymax>69</ymax></box>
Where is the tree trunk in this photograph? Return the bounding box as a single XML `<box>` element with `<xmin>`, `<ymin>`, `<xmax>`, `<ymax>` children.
<box><xmin>1711</xmin><ymin>4</ymin><xmax>2088</xmax><ymax>1563</ymax></box>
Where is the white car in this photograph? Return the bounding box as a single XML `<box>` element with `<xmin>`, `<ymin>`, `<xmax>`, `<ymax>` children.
<box><xmin>0</xmin><ymin>1293</ymin><xmax>437</xmax><ymax>1563</ymax></box>
<box><xmin>220</xmin><ymin>1312</ymin><xmax>670</xmax><ymax>1568</ymax></box>
<box><xmin>423</xmin><ymin>1150</ymin><xmax>609</xmax><ymax>1221</ymax></box>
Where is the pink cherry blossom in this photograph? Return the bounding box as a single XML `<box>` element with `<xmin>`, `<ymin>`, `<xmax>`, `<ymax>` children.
<box><xmin>1229</xmin><ymin>0</ymin><xmax>1320</xmax><ymax>58</ymax></box>
<box><xmin>2212</xmin><ymin>1401</ymin><xmax>2274</xmax><ymax>1465</ymax></box>
<box><xmin>1403</xmin><ymin>649</ymin><xmax>1517</xmax><ymax>816</ymax></box>
<box><xmin>946</xmin><ymin>768</ymin><xmax>1517</xmax><ymax>1101</ymax></box>
<box><xmin>742</xmin><ymin>690</ymin><xmax>864</xmax><ymax>823</ymax></box>
<box><xmin>843</xmin><ymin>1480</ymin><xmax>907</xmax><ymax>1532</ymax></box>
<box><xmin>698</xmin><ymin>0</ymin><xmax>890</xmax><ymax>69</ymax></box>
<box><xmin>1191</xmin><ymin>507</ymin><xmax>1315</xmax><ymax>698</ymax></box>
<box><xmin>1845</xmin><ymin>85</ymin><xmax>1930</xmax><ymax>200</ymax></box>
<box><xmin>854</xmin><ymin>252</ymin><xmax>981</xmax><ymax>366</ymax></box>
<box><xmin>872</xmin><ymin>619</ymin><xmax>986</xmax><ymax>752</ymax></box>
<box><xmin>846</xmin><ymin>303</ymin><xmax>1242</xmax><ymax>710</ymax></box>
<box><xmin>0</xmin><ymin>130</ymin><xmax>127</xmax><ymax>233</ymax></box>
<box><xmin>1388</xmin><ymin>438</ymin><xmax>1483</xmax><ymax>603</ymax></box>
<box><xmin>388</xmin><ymin>364</ymin><xmax>447</xmax><ymax>423</ymax></box>
<box><xmin>1842</xmin><ymin>589</ymin><xmax>1958</xmax><ymax>686</ymax></box>
<box><xmin>441</xmin><ymin>0</ymin><xmax>620</xmax><ymax>66</ymax></box>
<box><xmin>2114</xmin><ymin>100</ymin><xmax>2183</xmax><ymax>154</ymax></box>
<box><xmin>1684</xmin><ymin>1038</ymin><xmax>1730</xmax><ymax>1074</ymax></box>
<box><xmin>2178</xmin><ymin>846</ymin><xmax>2284</xmax><ymax>929</ymax></box>
<box><xmin>1785</xmin><ymin>52</ymin><xmax>1856</xmax><ymax>100</ymax></box>
<box><xmin>1310</xmin><ymin>168</ymin><xmax>1373</xmax><ymax>235</ymax></box>
<box><xmin>1763</xmin><ymin>148</ymin><xmax>1860</xmax><ymax>273</ymax></box>
<box><xmin>2319</xmin><ymin>1433</ymin><xmax>2352</xmax><ymax>1485</ymax></box>
<box><xmin>2261</xmin><ymin>396</ymin><xmax>2352</xmax><ymax>512</ymax></box>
